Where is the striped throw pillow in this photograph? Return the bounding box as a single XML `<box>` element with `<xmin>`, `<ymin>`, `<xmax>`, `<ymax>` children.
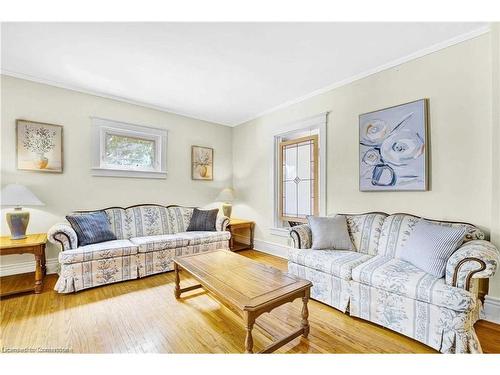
<box><xmin>399</xmin><ymin>219</ymin><xmax>466</xmax><ymax>278</ymax></box>
<box><xmin>186</xmin><ymin>208</ymin><xmax>219</xmax><ymax>232</ymax></box>
<box><xmin>66</xmin><ymin>211</ymin><xmax>117</xmax><ymax>247</ymax></box>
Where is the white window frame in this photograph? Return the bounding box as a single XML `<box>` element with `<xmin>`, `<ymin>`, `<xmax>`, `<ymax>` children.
<box><xmin>271</xmin><ymin>113</ymin><xmax>328</xmax><ymax>237</ymax></box>
<box><xmin>91</xmin><ymin>117</ymin><xmax>168</xmax><ymax>179</ymax></box>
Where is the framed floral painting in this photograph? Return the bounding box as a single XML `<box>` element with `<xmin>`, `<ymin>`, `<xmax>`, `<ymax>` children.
<box><xmin>191</xmin><ymin>145</ymin><xmax>213</xmax><ymax>180</ymax></box>
<box><xmin>359</xmin><ymin>99</ymin><xmax>428</xmax><ymax>191</ymax></box>
<box><xmin>16</xmin><ymin>119</ymin><xmax>63</xmax><ymax>173</ymax></box>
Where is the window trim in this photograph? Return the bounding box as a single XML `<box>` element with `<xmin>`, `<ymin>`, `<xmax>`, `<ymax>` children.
<box><xmin>272</xmin><ymin>113</ymin><xmax>327</xmax><ymax>232</ymax></box>
<box><xmin>91</xmin><ymin>117</ymin><xmax>168</xmax><ymax>179</ymax></box>
<box><xmin>278</xmin><ymin>134</ymin><xmax>319</xmax><ymax>223</ymax></box>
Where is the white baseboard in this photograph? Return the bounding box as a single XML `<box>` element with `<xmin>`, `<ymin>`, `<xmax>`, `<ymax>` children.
<box><xmin>0</xmin><ymin>257</ymin><xmax>59</xmax><ymax>277</ymax></box>
<box><xmin>253</xmin><ymin>238</ymin><xmax>289</xmax><ymax>259</ymax></box>
<box><xmin>483</xmin><ymin>295</ymin><xmax>500</xmax><ymax>324</ymax></box>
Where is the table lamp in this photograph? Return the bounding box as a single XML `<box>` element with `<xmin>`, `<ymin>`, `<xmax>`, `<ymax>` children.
<box><xmin>216</xmin><ymin>188</ymin><xmax>235</xmax><ymax>218</ymax></box>
<box><xmin>1</xmin><ymin>184</ymin><xmax>45</xmax><ymax>240</ymax></box>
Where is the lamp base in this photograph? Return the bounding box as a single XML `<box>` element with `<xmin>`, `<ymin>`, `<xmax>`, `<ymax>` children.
<box><xmin>222</xmin><ymin>203</ymin><xmax>232</xmax><ymax>218</ymax></box>
<box><xmin>6</xmin><ymin>208</ymin><xmax>29</xmax><ymax>240</ymax></box>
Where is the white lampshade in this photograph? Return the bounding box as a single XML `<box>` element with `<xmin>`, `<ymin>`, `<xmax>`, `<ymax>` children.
<box><xmin>1</xmin><ymin>184</ymin><xmax>45</xmax><ymax>207</ymax></box>
<box><xmin>216</xmin><ymin>188</ymin><xmax>235</xmax><ymax>203</ymax></box>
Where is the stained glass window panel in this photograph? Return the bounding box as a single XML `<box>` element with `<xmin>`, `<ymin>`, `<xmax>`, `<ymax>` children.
<box><xmin>280</xmin><ymin>135</ymin><xmax>318</xmax><ymax>222</ymax></box>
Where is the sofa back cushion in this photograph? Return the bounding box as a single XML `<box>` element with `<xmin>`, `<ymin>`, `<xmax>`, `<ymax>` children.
<box><xmin>168</xmin><ymin>206</ymin><xmax>194</xmax><ymax>233</ymax></box>
<box><xmin>126</xmin><ymin>205</ymin><xmax>171</xmax><ymax>237</ymax></box>
<box><xmin>104</xmin><ymin>208</ymin><xmax>128</xmax><ymax>240</ymax></box>
<box><xmin>378</xmin><ymin>213</ymin><xmax>485</xmax><ymax>258</ymax></box>
<box><xmin>343</xmin><ymin>213</ymin><xmax>387</xmax><ymax>255</ymax></box>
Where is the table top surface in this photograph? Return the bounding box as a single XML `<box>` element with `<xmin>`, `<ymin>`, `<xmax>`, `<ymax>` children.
<box><xmin>174</xmin><ymin>250</ymin><xmax>311</xmax><ymax>311</ymax></box>
<box><xmin>0</xmin><ymin>233</ymin><xmax>47</xmax><ymax>249</ymax></box>
<box><xmin>228</xmin><ymin>218</ymin><xmax>254</xmax><ymax>226</ymax></box>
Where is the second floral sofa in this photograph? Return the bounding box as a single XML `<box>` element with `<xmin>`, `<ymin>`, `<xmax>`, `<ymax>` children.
<box><xmin>47</xmin><ymin>204</ymin><xmax>230</xmax><ymax>293</ymax></box>
<box><xmin>288</xmin><ymin>212</ymin><xmax>499</xmax><ymax>354</ymax></box>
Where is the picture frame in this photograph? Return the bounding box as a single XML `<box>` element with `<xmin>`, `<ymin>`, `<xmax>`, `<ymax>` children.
<box><xmin>16</xmin><ymin>119</ymin><xmax>64</xmax><ymax>173</ymax></box>
<box><xmin>359</xmin><ymin>99</ymin><xmax>428</xmax><ymax>191</ymax></box>
<box><xmin>191</xmin><ymin>145</ymin><xmax>213</xmax><ymax>180</ymax></box>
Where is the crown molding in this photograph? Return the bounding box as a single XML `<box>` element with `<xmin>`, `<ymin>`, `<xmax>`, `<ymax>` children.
<box><xmin>233</xmin><ymin>24</ymin><xmax>491</xmax><ymax>127</ymax></box>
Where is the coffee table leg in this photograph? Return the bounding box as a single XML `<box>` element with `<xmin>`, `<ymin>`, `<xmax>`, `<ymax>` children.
<box><xmin>34</xmin><ymin>252</ymin><xmax>43</xmax><ymax>294</ymax></box>
<box><xmin>301</xmin><ymin>288</ymin><xmax>310</xmax><ymax>338</ymax></box>
<box><xmin>244</xmin><ymin>311</ymin><xmax>255</xmax><ymax>354</ymax></box>
<box><xmin>174</xmin><ymin>263</ymin><xmax>181</xmax><ymax>299</ymax></box>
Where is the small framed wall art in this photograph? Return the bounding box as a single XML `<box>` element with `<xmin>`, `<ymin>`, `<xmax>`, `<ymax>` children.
<box><xmin>359</xmin><ymin>99</ymin><xmax>428</xmax><ymax>191</ymax></box>
<box><xmin>16</xmin><ymin>119</ymin><xmax>63</xmax><ymax>173</ymax></box>
<box><xmin>191</xmin><ymin>145</ymin><xmax>213</xmax><ymax>180</ymax></box>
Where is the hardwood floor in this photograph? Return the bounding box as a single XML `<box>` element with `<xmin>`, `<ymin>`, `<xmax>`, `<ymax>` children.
<box><xmin>1</xmin><ymin>249</ymin><xmax>499</xmax><ymax>353</ymax></box>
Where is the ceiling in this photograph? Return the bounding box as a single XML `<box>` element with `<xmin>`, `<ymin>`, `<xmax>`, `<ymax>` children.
<box><xmin>1</xmin><ymin>22</ymin><xmax>489</xmax><ymax>126</ymax></box>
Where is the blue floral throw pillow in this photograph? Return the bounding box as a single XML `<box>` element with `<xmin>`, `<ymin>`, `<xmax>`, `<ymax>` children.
<box><xmin>66</xmin><ymin>211</ymin><xmax>117</xmax><ymax>247</ymax></box>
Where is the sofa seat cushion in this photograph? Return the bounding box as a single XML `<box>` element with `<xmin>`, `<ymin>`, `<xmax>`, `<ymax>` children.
<box><xmin>288</xmin><ymin>249</ymin><xmax>372</xmax><ymax>280</ymax></box>
<box><xmin>59</xmin><ymin>239</ymin><xmax>138</xmax><ymax>265</ymax></box>
<box><xmin>130</xmin><ymin>235</ymin><xmax>189</xmax><ymax>253</ymax></box>
<box><xmin>351</xmin><ymin>256</ymin><xmax>474</xmax><ymax>312</ymax></box>
<box><xmin>176</xmin><ymin>231</ymin><xmax>231</xmax><ymax>245</ymax></box>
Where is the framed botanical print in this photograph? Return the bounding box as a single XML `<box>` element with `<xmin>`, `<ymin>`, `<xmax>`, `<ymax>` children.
<box><xmin>191</xmin><ymin>145</ymin><xmax>213</xmax><ymax>180</ymax></box>
<box><xmin>16</xmin><ymin>119</ymin><xmax>63</xmax><ymax>173</ymax></box>
<box><xmin>359</xmin><ymin>99</ymin><xmax>428</xmax><ymax>191</ymax></box>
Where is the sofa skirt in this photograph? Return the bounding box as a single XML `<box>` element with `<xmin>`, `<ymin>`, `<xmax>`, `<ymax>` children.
<box><xmin>55</xmin><ymin>254</ymin><xmax>138</xmax><ymax>293</ymax></box>
<box><xmin>55</xmin><ymin>241</ymin><xmax>230</xmax><ymax>292</ymax></box>
<box><xmin>349</xmin><ymin>280</ymin><xmax>482</xmax><ymax>353</ymax></box>
<box><xmin>288</xmin><ymin>262</ymin><xmax>351</xmax><ymax>313</ymax></box>
<box><xmin>136</xmin><ymin>240</ymin><xmax>230</xmax><ymax>278</ymax></box>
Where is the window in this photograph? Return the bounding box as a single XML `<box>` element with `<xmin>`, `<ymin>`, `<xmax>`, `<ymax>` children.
<box><xmin>91</xmin><ymin>117</ymin><xmax>168</xmax><ymax>178</ymax></box>
<box><xmin>272</xmin><ymin>113</ymin><xmax>327</xmax><ymax>235</ymax></box>
<box><xmin>279</xmin><ymin>135</ymin><xmax>319</xmax><ymax>223</ymax></box>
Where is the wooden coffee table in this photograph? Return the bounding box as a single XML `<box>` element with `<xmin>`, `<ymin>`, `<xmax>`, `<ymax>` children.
<box><xmin>173</xmin><ymin>249</ymin><xmax>312</xmax><ymax>353</ymax></box>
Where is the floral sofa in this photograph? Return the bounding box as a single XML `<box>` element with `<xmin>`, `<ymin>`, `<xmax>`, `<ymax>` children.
<box><xmin>288</xmin><ymin>212</ymin><xmax>499</xmax><ymax>354</ymax></box>
<box><xmin>47</xmin><ymin>204</ymin><xmax>230</xmax><ymax>293</ymax></box>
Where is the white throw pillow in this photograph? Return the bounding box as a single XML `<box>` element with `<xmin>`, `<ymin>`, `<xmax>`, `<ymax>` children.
<box><xmin>307</xmin><ymin>215</ymin><xmax>354</xmax><ymax>250</ymax></box>
<box><xmin>399</xmin><ymin>219</ymin><xmax>466</xmax><ymax>278</ymax></box>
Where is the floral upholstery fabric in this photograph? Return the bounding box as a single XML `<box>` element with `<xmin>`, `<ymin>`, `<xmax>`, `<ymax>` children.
<box><xmin>377</xmin><ymin>214</ymin><xmax>484</xmax><ymax>258</ymax></box>
<box><xmin>168</xmin><ymin>206</ymin><xmax>194</xmax><ymax>233</ymax></box>
<box><xmin>126</xmin><ymin>206</ymin><xmax>171</xmax><ymax>237</ymax></box>
<box><xmin>343</xmin><ymin>213</ymin><xmax>387</xmax><ymax>255</ymax></box>
<box><xmin>55</xmin><ymin>254</ymin><xmax>138</xmax><ymax>293</ymax></box>
<box><xmin>445</xmin><ymin>240</ymin><xmax>500</xmax><ymax>289</ymax></box>
<box><xmin>351</xmin><ymin>256</ymin><xmax>475</xmax><ymax>312</ymax></box>
<box><xmin>104</xmin><ymin>208</ymin><xmax>129</xmax><ymax>240</ymax></box>
<box><xmin>137</xmin><ymin>240</ymin><xmax>229</xmax><ymax>277</ymax></box>
<box><xmin>130</xmin><ymin>235</ymin><xmax>190</xmax><ymax>252</ymax></box>
<box><xmin>48</xmin><ymin>223</ymin><xmax>78</xmax><ymax>250</ymax></box>
<box><xmin>288</xmin><ymin>249</ymin><xmax>372</xmax><ymax>280</ymax></box>
<box><xmin>59</xmin><ymin>240</ymin><xmax>139</xmax><ymax>265</ymax></box>
<box><xmin>289</xmin><ymin>224</ymin><xmax>312</xmax><ymax>249</ymax></box>
<box><xmin>288</xmin><ymin>262</ymin><xmax>351</xmax><ymax>312</ymax></box>
<box><xmin>350</xmin><ymin>280</ymin><xmax>482</xmax><ymax>353</ymax></box>
<box><xmin>176</xmin><ymin>231</ymin><xmax>231</xmax><ymax>245</ymax></box>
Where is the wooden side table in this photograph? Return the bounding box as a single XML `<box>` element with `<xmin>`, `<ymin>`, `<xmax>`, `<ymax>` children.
<box><xmin>0</xmin><ymin>233</ymin><xmax>48</xmax><ymax>297</ymax></box>
<box><xmin>227</xmin><ymin>219</ymin><xmax>255</xmax><ymax>252</ymax></box>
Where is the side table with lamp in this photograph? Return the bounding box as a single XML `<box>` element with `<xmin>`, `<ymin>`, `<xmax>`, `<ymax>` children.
<box><xmin>216</xmin><ymin>188</ymin><xmax>255</xmax><ymax>252</ymax></box>
<box><xmin>0</xmin><ymin>184</ymin><xmax>47</xmax><ymax>297</ymax></box>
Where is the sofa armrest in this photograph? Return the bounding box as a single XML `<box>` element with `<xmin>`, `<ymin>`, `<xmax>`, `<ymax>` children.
<box><xmin>445</xmin><ymin>240</ymin><xmax>500</xmax><ymax>290</ymax></box>
<box><xmin>48</xmin><ymin>223</ymin><xmax>78</xmax><ymax>251</ymax></box>
<box><xmin>216</xmin><ymin>215</ymin><xmax>230</xmax><ymax>232</ymax></box>
<box><xmin>289</xmin><ymin>224</ymin><xmax>312</xmax><ymax>249</ymax></box>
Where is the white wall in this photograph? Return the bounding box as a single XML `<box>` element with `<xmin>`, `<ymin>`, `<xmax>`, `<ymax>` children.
<box><xmin>233</xmin><ymin>33</ymin><xmax>498</xmax><ymax>290</ymax></box>
<box><xmin>0</xmin><ymin>75</ymin><xmax>233</xmax><ymax>268</ymax></box>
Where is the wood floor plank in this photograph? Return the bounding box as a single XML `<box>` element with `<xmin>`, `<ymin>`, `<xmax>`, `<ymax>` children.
<box><xmin>1</xmin><ymin>249</ymin><xmax>498</xmax><ymax>353</ymax></box>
